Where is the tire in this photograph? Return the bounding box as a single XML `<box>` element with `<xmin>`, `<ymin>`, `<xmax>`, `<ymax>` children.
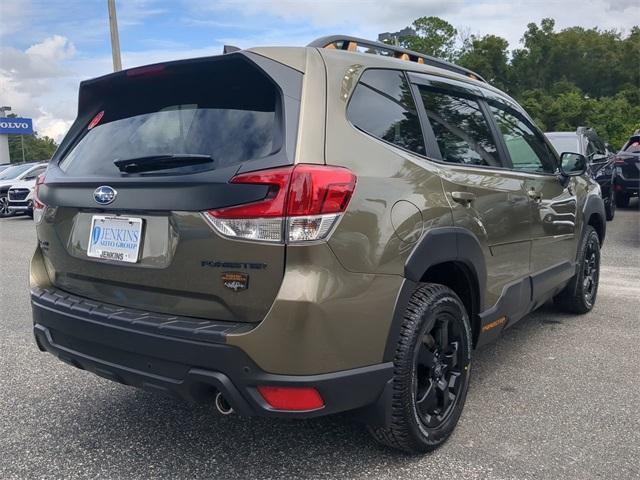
<box><xmin>368</xmin><ymin>283</ymin><xmax>472</xmax><ymax>453</ymax></box>
<box><xmin>554</xmin><ymin>225</ymin><xmax>600</xmax><ymax>314</ymax></box>
<box><xmin>605</xmin><ymin>188</ymin><xmax>615</xmax><ymax>221</ymax></box>
<box><xmin>0</xmin><ymin>195</ymin><xmax>13</xmax><ymax>218</ymax></box>
<box><xmin>615</xmin><ymin>192</ymin><xmax>630</xmax><ymax>208</ymax></box>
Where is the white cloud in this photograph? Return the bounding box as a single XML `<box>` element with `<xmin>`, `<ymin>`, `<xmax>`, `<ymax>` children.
<box><xmin>34</xmin><ymin>109</ymin><xmax>73</xmax><ymax>141</ymax></box>
<box><xmin>0</xmin><ymin>36</ymin><xmax>79</xmax><ymax>141</ymax></box>
<box><xmin>188</xmin><ymin>0</ymin><xmax>639</xmax><ymax>49</ymax></box>
<box><xmin>0</xmin><ymin>0</ymin><xmax>35</xmax><ymax>38</ymax></box>
<box><xmin>25</xmin><ymin>35</ymin><xmax>76</xmax><ymax>62</ymax></box>
<box><xmin>191</xmin><ymin>0</ymin><xmax>461</xmax><ymax>32</ymax></box>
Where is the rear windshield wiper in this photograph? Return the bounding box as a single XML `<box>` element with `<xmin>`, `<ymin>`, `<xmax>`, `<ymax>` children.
<box><xmin>114</xmin><ymin>154</ymin><xmax>215</xmax><ymax>173</ymax></box>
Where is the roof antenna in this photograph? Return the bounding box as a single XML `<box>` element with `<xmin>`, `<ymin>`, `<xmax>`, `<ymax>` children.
<box><xmin>223</xmin><ymin>45</ymin><xmax>241</xmax><ymax>54</ymax></box>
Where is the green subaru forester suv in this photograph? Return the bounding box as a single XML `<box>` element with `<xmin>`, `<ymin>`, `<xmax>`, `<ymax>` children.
<box><xmin>30</xmin><ymin>35</ymin><xmax>605</xmax><ymax>453</ymax></box>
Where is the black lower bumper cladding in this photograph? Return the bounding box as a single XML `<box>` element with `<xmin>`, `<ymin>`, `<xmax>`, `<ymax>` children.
<box><xmin>31</xmin><ymin>286</ymin><xmax>392</xmax><ymax>419</ymax></box>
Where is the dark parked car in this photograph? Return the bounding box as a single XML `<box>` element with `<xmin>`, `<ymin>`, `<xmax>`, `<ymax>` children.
<box><xmin>613</xmin><ymin>130</ymin><xmax>640</xmax><ymax>208</ymax></box>
<box><xmin>546</xmin><ymin>127</ymin><xmax>617</xmax><ymax>220</ymax></box>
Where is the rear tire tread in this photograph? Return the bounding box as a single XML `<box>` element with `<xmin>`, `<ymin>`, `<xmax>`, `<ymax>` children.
<box><xmin>368</xmin><ymin>283</ymin><xmax>470</xmax><ymax>453</ymax></box>
<box><xmin>554</xmin><ymin>225</ymin><xmax>600</xmax><ymax>314</ymax></box>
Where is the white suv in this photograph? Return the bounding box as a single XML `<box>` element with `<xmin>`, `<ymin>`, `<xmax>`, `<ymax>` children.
<box><xmin>0</xmin><ymin>163</ymin><xmax>48</xmax><ymax>217</ymax></box>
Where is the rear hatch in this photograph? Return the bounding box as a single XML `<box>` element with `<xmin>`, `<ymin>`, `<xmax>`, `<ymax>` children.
<box><xmin>617</xmin><ymin>136</ymin><xmax>640</xmax><ymax>180</ymax></box>
<box><xmin>37</xmin><ymin>52</ymin><xmax>302</xmax><ymax>323</ymax></box>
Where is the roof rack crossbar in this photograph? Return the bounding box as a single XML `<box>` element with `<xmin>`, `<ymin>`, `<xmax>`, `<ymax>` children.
<box><xmin>307</xmin><ymin>35</ymin><xmax>486</xmax><ymax>83</ymax></box>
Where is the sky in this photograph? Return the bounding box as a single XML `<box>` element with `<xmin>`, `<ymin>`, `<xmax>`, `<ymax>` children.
<box><xmin>0</xmin><ymin>0</ymin><xmax>638</xmax><ymax>142</ymax></box>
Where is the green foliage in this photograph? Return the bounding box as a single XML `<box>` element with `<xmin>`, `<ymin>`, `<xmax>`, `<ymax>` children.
<box><xmin>400</xmin><ymin>17</ymin><xmax>639</xmax><ymax>149</ymax></box>
<box><xmin>520</xmin><ymin>87</ymin><xmax>640</xmax><ymax>150</ymax></box>
<box><xmin>8</xmin><ymin>133</ymin><xmax>57</xmax><ymax>162</ymax></box>
<box><xmin>458</xmin><ymin>35</ymin><xmax>510</xmax><ymax>91</ymax></box>
<box><xmin>5</xmin><ymin>114</ymin><xmax>58</xmax><ymax>162</ymax></box>
<box><xmin>401</xmin><ymin>16</ymin><xmax>458</xmax><ymax>61</ymax></box>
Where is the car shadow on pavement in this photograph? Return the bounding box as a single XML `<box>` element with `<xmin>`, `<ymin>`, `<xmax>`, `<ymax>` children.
<box><xmin>39</xmin><ymin>300</ymin><xmax>576</xmax><ymax>478</ymax></box>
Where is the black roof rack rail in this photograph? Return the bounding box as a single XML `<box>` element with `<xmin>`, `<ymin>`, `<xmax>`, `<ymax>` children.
<box><xmin>307</xmin><ymin>35</ymin><xmax>486</xmax><ymax>83</ymax></box>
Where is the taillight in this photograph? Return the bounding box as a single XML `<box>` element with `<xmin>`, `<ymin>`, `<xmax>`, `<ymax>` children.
<box><xmin>204</xmin><ymin>164</ymin><xmax>356</xmax><ymax>243</ymax></box>
<box><xmin>257</xmin><ymin>386</ymin><xmax>324</xmax><ymax>411</ymax></box>
<box><xmin>33</xmin><ymin>173</ymin><xmax>46</xmax><ymax>224</ymax></box>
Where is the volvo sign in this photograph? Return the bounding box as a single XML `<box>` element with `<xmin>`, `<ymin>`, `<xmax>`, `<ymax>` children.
<box><xmin>0</xmin><ymin>117</ymin><xmax>34</xmax><ymax>135</ymax></box>
<box><xmin>0</xmin><ymin>116</ymin><xmax>35</xmax><ymax>164</ymax></box>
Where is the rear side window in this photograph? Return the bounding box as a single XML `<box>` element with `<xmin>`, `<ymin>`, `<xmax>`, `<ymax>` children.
<box><xmin>624</xmin><ymin>139</ymin><xmax>640</xmax><ymax>153</ymax></box>
<box><xmin>489</xmin><ymin>103</ymin><xmax>557</xmax><ymax>174</ymax></box>
<box><xmin>347</xmin><ymin>69</ymin><xmax>425</xmax><ymax>155</ymax></box>
<box><xmin>60</xmin><ymin>56</ymin><xmax>280</xmax><ymax>177</ymax></box>
<box><xmin>418</xmin><ymin>87</ymin><xmax>501</xmax><ymax>167</ymax></box>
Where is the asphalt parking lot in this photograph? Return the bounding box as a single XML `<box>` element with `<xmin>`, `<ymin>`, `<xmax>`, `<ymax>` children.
<box><xmin>1</xmin><ymin>203</ymin><xmax>639</xmax><ymax>480</ymax></box>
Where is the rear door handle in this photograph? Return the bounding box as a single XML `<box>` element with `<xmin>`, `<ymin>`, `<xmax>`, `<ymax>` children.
<box><xmin>451</xmin><ymin>191</ymin><xmax>476</xmax><ymax>205</ymax></box>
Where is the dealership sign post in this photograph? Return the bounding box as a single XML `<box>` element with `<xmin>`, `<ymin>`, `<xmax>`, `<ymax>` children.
<box><xmin>0</xmin><ymin>117</ymin><xmax>34</xmax><ymax>164</ymax></box>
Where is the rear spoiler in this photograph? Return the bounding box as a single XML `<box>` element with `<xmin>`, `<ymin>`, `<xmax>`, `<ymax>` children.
<box><xmin>308</xmin><ymin>35</ymin><xmax>486</xmax><ymax>83</ymax></box>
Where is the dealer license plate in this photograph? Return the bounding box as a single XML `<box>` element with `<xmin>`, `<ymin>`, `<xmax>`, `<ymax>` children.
<box><xmin>87</xmin><ymin>215</ymin><xmax>143</xmax><ymax>263</ymax></box>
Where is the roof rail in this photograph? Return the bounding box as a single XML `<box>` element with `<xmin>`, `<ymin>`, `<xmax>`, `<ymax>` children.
<box><xmin>307</xmin><ymin>35</ymin><xmax>486</xmax><ymax>83</ymax></box>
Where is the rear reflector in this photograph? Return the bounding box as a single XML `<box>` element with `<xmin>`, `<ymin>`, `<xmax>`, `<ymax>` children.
<box><xmin>257</xmin><ymin>386</ymin><xmax>324</xmax><ymax>411</ymax></box>
<box><xmin>204</xmin><ymin>164</ymin><xmax>356</xmax><ymax>243</ymax></box>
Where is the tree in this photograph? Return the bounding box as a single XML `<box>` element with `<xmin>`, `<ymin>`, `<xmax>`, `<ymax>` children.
<box><xmin>400</xmin><ymin>16</ymin><xmax>458</xmax><ymax>61</ymax></box>
<box><xmin>5</xmin><ymin>114</ymin><xmax>58</xmax><ymax>162</ymax></box>
<box><xmin>8</xmin><ymin>134</ymin><xmax>57</xmax><ymax>162</ymax></box>
<box><xmin>510</xmin><ymin>18</ymin><xmax>557</xmax><ymax>94</ymax></box>
<box><xmin>396</xmin><ymin>16</ymin><xmax>639</xmax><ymax>149</ymax></box>
<box><xmin>458</xmin><ymin>35</ymin><xmax>510</xmax><ymax>91</ymax></box>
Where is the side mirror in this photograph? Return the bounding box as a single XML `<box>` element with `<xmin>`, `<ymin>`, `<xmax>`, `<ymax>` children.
<box><xmin>559</xmin><ymin>152</ymin><xmax>587</xmax><ymax>176</ymax></box>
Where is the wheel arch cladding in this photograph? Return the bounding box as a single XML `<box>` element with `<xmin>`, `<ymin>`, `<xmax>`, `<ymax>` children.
<box><xmin>584</xmin><ymin>194</ymin><xmax>606</xmax><ymax>245</ymax></box>
<box><xmin>384</xmin><ymin>227</ymin><xmax>487</xmax><ymax>360</ymax></box>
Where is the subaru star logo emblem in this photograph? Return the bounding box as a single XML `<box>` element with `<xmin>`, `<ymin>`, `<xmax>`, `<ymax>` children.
<box><xmin>93</xmin><ymin>186</ymin><xmax>117</xmax><ymax>205</ymax></box>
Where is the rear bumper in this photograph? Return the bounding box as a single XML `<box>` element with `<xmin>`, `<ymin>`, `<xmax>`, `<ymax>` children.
<box><xmin>31</xmin><ymin>286</ymin><xmax>392</xmax><ymax>418</ymax></box>
<box><xmin>615</xmin><ymin>177</ymin><xmax>639</xmax><ymax>195</ymax></box>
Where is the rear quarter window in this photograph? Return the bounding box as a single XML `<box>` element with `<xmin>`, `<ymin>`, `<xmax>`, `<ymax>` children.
<box><xmin>347</xmin><ymin>69</ymin><xmax>425</xmax><ymax>155</ymax></box>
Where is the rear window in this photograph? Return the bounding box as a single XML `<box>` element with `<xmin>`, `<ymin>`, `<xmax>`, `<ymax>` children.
<box><xmin>60</xmin><ymin>56</ymin><xmax>280</xmax><ymax>177</ymax></box>
<box><xmin>624</xmin><ymin>139</ymin><xmax>640</xmax><ymax>153</ymax></box>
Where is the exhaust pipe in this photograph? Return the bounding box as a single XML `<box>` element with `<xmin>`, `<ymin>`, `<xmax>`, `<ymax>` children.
<box><xmin>215</xmin><ymin>391</ymin><xmax>234</xmax><ymax>415</ymax></box>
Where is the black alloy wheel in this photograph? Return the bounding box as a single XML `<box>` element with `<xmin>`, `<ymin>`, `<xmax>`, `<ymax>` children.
<box><xmin>0</xmin><ymin>195</ymin><xmax>11</xmax><ymax>217</ymax></box>
<box><xmin>413</xmin><ymin>313</ymin><xmax>466</xmax><ymax>429</ymax></box>
<box><xmin>554</xmin><ymin>225</ymin><xmax>600</xmax><ymax>314</ymax></box>
<box><xmin>582</xmin><ymin>233</ymin><xmax>600</xmax><ymax>309</ymax></box>
<box><xmin>368</xmin><ymin>284</ymin><xmax>472</xmax><ymax>453</ymax></box>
